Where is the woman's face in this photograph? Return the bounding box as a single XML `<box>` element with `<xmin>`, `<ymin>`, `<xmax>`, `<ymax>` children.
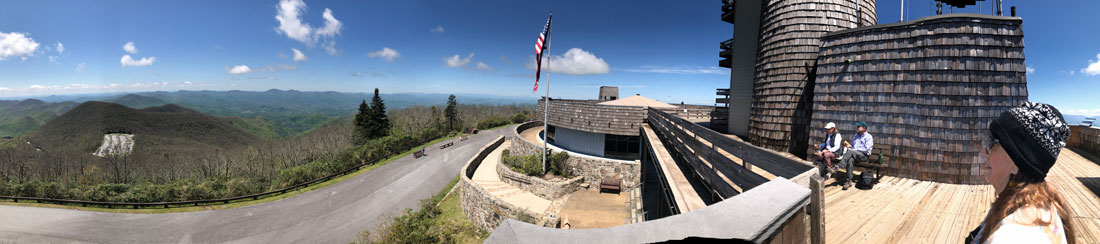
<box><xmin>982</xmin><ymin>144</ymin><xmax>1018</xmax><ymax>194</ymax></box>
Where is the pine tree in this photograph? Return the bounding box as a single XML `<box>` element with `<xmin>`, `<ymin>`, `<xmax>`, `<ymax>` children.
<box><xmin>353</xmin><ymin>99</ymin><xmax>372</xmax><ymax>144</ymax></box>
<box><xmin>444</xmin><ymin>94</ymin><xmax>459</xmax><ymax>132</ymax></box>
<box><xmin>369</xmin><ymin>88</ymin><xmax>390</xmax><ymax>138</ymax></box>
<box><xmin>430</xmin><ymin>105</ymin><xmax>441</xmax><ymax>129</ymax></box>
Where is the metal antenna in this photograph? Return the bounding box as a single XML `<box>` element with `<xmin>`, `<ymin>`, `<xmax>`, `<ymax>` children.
<box><xmin>900</xmin><ymin>0</ymin><xmax>905</xmax><ymax>22</ymax></box>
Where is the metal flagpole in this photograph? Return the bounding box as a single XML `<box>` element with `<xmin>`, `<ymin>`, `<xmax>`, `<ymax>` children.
<box><xmin>542</xmin><ymin>13</ymin><xmax>551</xmax><ymax>175</ymax></box>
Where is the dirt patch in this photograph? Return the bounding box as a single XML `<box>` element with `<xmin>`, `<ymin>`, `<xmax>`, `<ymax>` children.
<box><xmin>557</xmin><ymin>188</ymin><xmax>629</xmax><ymax>229</ymax></box>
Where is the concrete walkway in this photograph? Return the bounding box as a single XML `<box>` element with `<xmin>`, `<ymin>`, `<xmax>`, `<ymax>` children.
<box><xmin>471</xmin><ymin>141</ymin><xmax>552</xmax><ymax>214</ymax></box>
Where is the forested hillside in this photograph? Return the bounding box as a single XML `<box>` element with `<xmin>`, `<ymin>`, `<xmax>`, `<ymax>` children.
<box><xmin>0</xmin><ymin>94</ymin><xmax>534</xmax><ymax>203</ymax></box>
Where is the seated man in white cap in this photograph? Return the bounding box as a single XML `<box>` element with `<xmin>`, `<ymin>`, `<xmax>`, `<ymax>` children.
<box><xmin>813</xmin><ymin>122</ymin><xmax>843</xmax><ymax>178</ymax></box>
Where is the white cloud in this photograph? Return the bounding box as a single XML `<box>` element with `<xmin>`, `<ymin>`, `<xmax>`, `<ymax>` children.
<box><xmin>0</xmin><ymin>32</ymin><xmax>40</xmax><ymax>60</ymax></box>
<box><xmin>225</xmin><ymin>64</ymin><xmax>295</xmax><ymax>74</ymax></box>
<box><xmin>475</xmin><ymin>62</ymin><xmax>492</xmax><ymax>71</ymax></box>
<box><xmin>352</xmin><ymin>72</ymin><xmax>362</xmax><ymax>77</ymax></box>
<box><xmin>430</xmin><ymin>25</ymin><xmax>445</xmax><ymax>33</ymax></box>
<box><xmin>315</xmin><ymin>8</ymin><xmax>341</xmax><ymax>39</ymax></box>
<box><xmin>48</xmin><ymin>56</ymin><xmax>57</xmax><ymax>62</ymax></box>
<box><xmin>275</xmin><ymin>0</ymin><xmax>312</xmax><ymax>44</ymax></box>
<box><xmin>445</xmin><ymin>53</ymin><xmax>474</xmax><ymax>67</ymax></box>
<box><xmin>292</xmin><ymin>48</ymin><xmax>308</xmax><ymax>61</ymax></box>
<box><xmin>1026</xmin><ymin>66</ymin><xmax>1035</xmax><ymax>74</ymax></box>
<box><xmin>1082</xmin><ymin>53</ymin><xmax>1100</xmax><ymax>76</ymax></box>
<box><xmin>123</xmin><ymin>41</ymin><xmax>138</xmax><ymax>54</ymax></box>
<box><xmin>76</xmin><ymin>62</ymin><xmax>86</xmax><ymax>72</ymax></box>
<box><xmin>55</xmin><ymin>42</ymin><xmax>63</xmax><ymax>54</ymax></box>
<box><xmin>1063</xmin><ymin>108</ymin><xmax>1100</xmax><ymax>117</ymax></box>
<box><xmin>0</xmin><ymin>82</ymin><xmax>202</xmax><ymax>95</ymax></box>
<box><xmin>274</xmin><ymin>0</ymin><xmax>341</xmax><ymax>53</ymax></box>
<box><xmin>623</xmin><ymin>65</ymin><xmax>730</xmax><ymax>75</ymax></box>
<box><xmin>120</xmin><ymin>55</ymin><xmax>155</xmax><ymax>67</ymax></box>
<box><xmin>526</xmin><ymin>48</ymin><xmax>610</xmax><ymax>75</ymax></box>
<box><xmin>322</xmin><ymin>40</ymin><xmax>338</xmax><ymax>55</ymax></box>
<box><xmin>259</xmin><ymin>64</ymin><xmax>296</xmax><ymax>72</ymax></box>
<box><xmin>366</xmin><ymin>47</ymin><xmax>401</xmax><ymax>62</ymax></box>
<box><xmin>226</xmin><ymin>65</ymin><xmax>252</xmax><ymax>74</ymax></box>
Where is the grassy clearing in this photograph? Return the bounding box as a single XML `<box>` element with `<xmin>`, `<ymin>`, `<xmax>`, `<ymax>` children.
<box><xmin>0</xmin><ymin>135</ymin><xmax>457</xmax><ymax>214</ymax></box>
<box><xmin>356</xmin><ymin>174</ymin><xmax>488</xmax><ymax>244</ymax></box>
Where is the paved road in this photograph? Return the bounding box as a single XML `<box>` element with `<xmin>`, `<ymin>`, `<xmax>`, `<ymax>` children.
<box><xmin>0</xmin><ymin>125</ymin><xmax>513</xmax><ymax>243</ymax></box>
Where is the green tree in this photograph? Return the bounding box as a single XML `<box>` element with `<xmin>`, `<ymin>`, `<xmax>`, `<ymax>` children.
<box><xmin>444</xmin><ymin>94</ymin><xmax>458</xmax><ymax>132</ymax></box>
<box><xmin>353</xmin><ymin>99</ymin><xmax>373</xmax><ymax>144</ymax></box>
<box><xmin>430</xmin><ymin>105</ymin><xmax>441</xmax><ymax>129</ymax></box>
<box><xmin>369</xmin><ymin>88</ymin><xmax>390</xmax><ymax>138</ymax></box>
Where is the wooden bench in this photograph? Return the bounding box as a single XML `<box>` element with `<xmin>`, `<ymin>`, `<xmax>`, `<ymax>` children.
<box><xmin>413</xmin><ymin>148</ymin><xmax>425</xmax><ymax>158</ymax></box>
<box><xmin>851</xmin><ymin>144</ymin><xmax>891</xmax><ymax>185</ymax></box>
<box><xmin>439</xmin><ymin>141</ymin><xmax>454</xmax><ymax>149</ymax></box>
<box><xmin>600</xmin><ymin>177</ymin><xmax>621</xmax><ymax>194</ymax></box>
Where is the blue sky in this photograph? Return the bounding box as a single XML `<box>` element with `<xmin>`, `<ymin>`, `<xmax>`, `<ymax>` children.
<box><xmin>1</xmin><ymin>0</ymin><xmax>1098</xmax><ymax>115</ymax></box>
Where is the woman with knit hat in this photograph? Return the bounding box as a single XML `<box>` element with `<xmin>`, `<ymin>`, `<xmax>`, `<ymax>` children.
<box><xmin>966</xmin><ymin>102</ymin><xmax>1076</xmax><ymax>244</ymax></box>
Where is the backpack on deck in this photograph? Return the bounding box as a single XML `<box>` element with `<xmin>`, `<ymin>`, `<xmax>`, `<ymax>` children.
<box><xmin>857</xmin><ymin>171</ymin><xmax>876</xmax><ymax>189</ymax></box>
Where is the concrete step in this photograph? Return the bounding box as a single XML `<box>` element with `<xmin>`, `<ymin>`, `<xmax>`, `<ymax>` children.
<box><xmin>479</xmin><ymin>183</ymin><xmax>512</xmax><ymax>191</ymax></box>
<box><xmin>489</xmin><ymin>188</ymin><xmax>523</xmax><ymax>197</ymax></box>
<box><xmin>497</xmin><ymin>188</ymin><xmax>529</xmax><ymax>198</ymax></box>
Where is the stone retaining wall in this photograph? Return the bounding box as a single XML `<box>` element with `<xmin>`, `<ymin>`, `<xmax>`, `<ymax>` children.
<box><xmin>496</xmin><ymin>158</ymin><xmax>584</xmax><ymax>199</ymax></box>
<box><xmin>460</xmin><ymin>136</ymin><xmax>541</xmax><ymax>231</ymax></box>
<box><xmin>509</xmin><ymin>126</ymin><xmax>642</xmax><ymax>188</ymax></box>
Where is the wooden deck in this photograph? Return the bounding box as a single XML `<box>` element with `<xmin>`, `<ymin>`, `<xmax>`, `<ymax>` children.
<box><xmin>823</xmin><ymin>148</ymin><xmax>1100</xmax><ymax>243</ymax></box>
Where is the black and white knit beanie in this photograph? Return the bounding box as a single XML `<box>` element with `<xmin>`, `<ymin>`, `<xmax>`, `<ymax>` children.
<box><xmin>988</xmin><ymin>102</ymin><xmax>1070</xmax><ymax>181</ymax></box>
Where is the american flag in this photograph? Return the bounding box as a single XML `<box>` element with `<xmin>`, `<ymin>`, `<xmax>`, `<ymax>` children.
<box><xmin>533</xmin><ymin>12</ymin><xmax>551</xmax><ymax>93</ymax></box>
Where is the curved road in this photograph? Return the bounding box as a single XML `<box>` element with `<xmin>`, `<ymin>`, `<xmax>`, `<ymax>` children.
<box><xmin>0</xmin><ymin>126</ymin><xmax>514</xmax><ymax>243</ymax></box>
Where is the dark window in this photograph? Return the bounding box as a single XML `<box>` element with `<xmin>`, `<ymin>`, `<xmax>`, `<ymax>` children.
<box><xmin>604</xmin><ymin>134</ymin><xmax>640</xmax><ymax>160</ymax></box>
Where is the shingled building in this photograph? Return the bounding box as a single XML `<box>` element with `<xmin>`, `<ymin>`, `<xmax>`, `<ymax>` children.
<box><xmin>720</xmin><ymin>0</ymin><xmax>1028</xmax><ymax>184</ymax></box>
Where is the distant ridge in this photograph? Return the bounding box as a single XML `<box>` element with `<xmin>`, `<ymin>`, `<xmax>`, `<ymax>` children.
<box><xmin>105</xmin><ymin>94</ymin><xmax>168</xmax><ymax>109</ymax></box>
<box><xmin>27</xmin><ymin>101</ymin><xmax>262</xmax><ymax>154</ymax></box>
<box><xmin>0</xmin><ymin>99</ymin><xmax>78</xmax><ymax>137</ymax></box>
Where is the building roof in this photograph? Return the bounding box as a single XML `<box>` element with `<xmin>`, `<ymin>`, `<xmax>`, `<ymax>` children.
<box><xmin>597</xmin><ymin>95</ymin><xmax>677</xmax><ymax>109</ymax></box>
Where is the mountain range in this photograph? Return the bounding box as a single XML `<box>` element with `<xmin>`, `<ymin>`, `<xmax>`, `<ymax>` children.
<box><xmin>0</xmin><ymin>89</ymin><xmax>536</xmax><ymax>139</ymax></box>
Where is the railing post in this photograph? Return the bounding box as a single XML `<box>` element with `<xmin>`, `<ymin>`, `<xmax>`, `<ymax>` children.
<box><xmin>810</xmin><ymin>176</ymin><xmax>825</xmax><ymax>244</ymax></box>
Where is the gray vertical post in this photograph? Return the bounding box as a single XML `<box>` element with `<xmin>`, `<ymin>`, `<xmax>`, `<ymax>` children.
<box><xmin>810</xmin><ymin>176</ymin><xmax>825</xmax><ymax>244</ymax></box>
<box><xmin>542</xmin><ymin>17</ymin><xmax>552</xmax><ymax>175</ymax></box>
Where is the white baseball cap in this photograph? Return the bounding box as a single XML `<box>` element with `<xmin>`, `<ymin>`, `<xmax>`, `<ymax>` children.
<box><xmin>824</xmin><ymin>122</ymin><xmax>836</xmax><ymax>129</ymax></box>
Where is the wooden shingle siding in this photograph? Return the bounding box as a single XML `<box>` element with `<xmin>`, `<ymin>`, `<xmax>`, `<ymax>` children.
<box><xmin>536</xmin><ymin>99</ymin><xmax>645</xmax><ymax>136</ymax></box>
<box><xmin>1068</xmin><ymin>126</ymin><xmax>1100</xmax><ymax>160</ymax></box>
<box><xmin>810</xmin><ymin>14</ymin><xmax>1027</xmax><ymax>184</ymax></box>
<box><xmin>749</xmin><ymin>0</ymin><xmax>878</xmax><ymax>155</ymax></box>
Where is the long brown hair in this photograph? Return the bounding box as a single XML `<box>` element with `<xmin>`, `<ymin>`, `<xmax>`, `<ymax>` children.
<box><xmin>980</xmin><ymin>173</ymin><xmax>1076</xmax><ymax>244</ymax></box>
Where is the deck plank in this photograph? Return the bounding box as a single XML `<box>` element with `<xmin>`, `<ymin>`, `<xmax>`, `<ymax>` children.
<box><xmin>824</xmin><ymin>148</ymin><xmax>1100</xmax><ymax>244</ymax></box>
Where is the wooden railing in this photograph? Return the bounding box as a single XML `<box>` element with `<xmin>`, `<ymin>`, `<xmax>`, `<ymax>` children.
<box><xmin>640</xmin><ymin>128</ymin><xmax>682</xmax><ymax>216</ymax></box>
<box><xmin>646</xmin><ymin>108</ymin><xmax>813</xmax><ymax>199</ymax></box>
